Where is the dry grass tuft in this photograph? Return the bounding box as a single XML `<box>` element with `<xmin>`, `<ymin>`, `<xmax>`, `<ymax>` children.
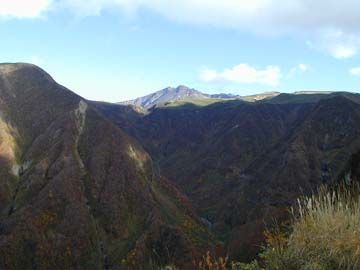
<box><xmin>194</xmin><ymin>251</ymin><xmax>228</xmax><ymax>270</ymax></box>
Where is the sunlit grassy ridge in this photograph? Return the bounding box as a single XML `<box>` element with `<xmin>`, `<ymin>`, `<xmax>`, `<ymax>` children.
<box><xmin>162</xmin><ymin>98</ymin><xmax>225</xmax><ymax>108</ymax></box>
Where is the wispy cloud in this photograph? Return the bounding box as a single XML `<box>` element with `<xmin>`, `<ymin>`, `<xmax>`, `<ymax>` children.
<box><xmin>350</xmin><ymin>67</ymin><xmax>360</xmax><ymax>76</ymax></box>
<box><xmin>200</xmin><ymin>64</ymin><xmax>281</xmax><ymax>87</ymax></box>
<box><xmin>289</xmin><ymin>63</ymin><xmax>311</xmax><ymax>77</ymax></box>
<box><xmin>307</xmin><ymin>30</ymin><xmax>360</xmax><ymax>59</ymax></box>
<box><xmin>27</xmin><ymin>55</ymin><xmax>43</xmax><ymax>66</ymax></box>
<box><xmin>298</xmin><ymin>64</ymin><xmax>310</xmax><ymax>72</ymax></box>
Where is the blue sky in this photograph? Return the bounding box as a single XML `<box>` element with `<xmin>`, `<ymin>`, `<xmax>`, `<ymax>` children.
<box><xmin>1</xmin><ymin>0</ymin><xmax>360</xmax><ymax>101</ymax></box>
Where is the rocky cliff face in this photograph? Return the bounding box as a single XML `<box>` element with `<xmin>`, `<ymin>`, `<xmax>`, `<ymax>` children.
<box><xmin>0</xmin><ymin>64</ymin><xmax>214</xmax><ymax>270</ymax></box>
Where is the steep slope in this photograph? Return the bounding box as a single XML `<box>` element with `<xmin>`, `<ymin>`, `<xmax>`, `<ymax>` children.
<box><xmin>0</xmin><ymin>63</ymin><xmax>214</xmax><ymax>270</ymax></box>
<box><xmin>94</xmin><ymin>92</ymin><xmax>360</xmax><ymax>262</ymax></box>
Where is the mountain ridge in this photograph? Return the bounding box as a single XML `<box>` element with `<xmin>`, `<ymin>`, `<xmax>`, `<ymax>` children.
<box><xmin>0</xmin><ymin>63</ymin><xmax>215</xmax><ymax>269</ymax></box>
<box><xmin>119</xmin><ymin>85</ymin><xmax>358</xmax><ymax>110</ymax></box>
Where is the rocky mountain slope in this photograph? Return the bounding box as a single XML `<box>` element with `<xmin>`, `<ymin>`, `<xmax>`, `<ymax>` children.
<box><xmin>0</xmin><ymin>64</ymin><xmax>214</xmax><ymax>270</ymax></box>
<box><xmin>94</xmin><ymin>91</ymin><xmax>360</xmax><ymax>262</ymax></box>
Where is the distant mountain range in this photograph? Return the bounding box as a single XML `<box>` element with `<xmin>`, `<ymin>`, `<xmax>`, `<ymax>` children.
<box><xmin>119</xmin><ymin>85</ymin><xmax>345</xmax><ymax>110</ymax></box>
<box><xmin>119</xmin><ymin>85</ymin><xmax>282</xmax><ymax>109</ymax></box>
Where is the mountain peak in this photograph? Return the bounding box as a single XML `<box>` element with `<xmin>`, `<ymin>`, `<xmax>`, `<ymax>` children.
<box><xmin>164</xmin><ymin>85</ymin><xmax>199</xmax><ymax>93</ymax></box>
<box><xmin>120</xmin><ymin>85</ymin><xmax>209</xmax><ymax>109</ymax></box>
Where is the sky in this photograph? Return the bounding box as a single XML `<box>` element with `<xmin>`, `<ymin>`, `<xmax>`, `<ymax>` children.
<box><xmin>0</xmin><ymin>0</ymin><xmax>360</xmax><ymax>101</ymax></box>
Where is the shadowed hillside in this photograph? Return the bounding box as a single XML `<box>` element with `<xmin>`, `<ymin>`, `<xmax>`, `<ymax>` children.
<box><xmin>2</xmin><ymin>63</ymin><xmax>360</xmax><ymax>268</ymax></box>
<box><xmin>94</xmin><ymin>91</ymin><xmax>360</xmax><ymax>262</ymax></box>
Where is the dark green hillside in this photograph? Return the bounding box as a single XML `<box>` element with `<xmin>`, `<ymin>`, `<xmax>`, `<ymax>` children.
<box><xmin>95</xmin><ymin>91</ymin><xmax>360</xmax><ymax>262</ymax></box>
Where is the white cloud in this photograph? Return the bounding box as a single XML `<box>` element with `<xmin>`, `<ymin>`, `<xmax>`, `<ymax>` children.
<box><xmin>200</xmin><ymin>64</ymin><xmax>281</xmax><ymax>86</ymax></box>
<box><xmin>350</xmin><ymin>67</ymin><xmax>360</xmax><ymax>76</ymax></box>
<box><xmin>0</xmin><ymin>0</ymin><xmax>52</xmax><ymax>18</ymax></box>
<box><xmin>3</xmin><ymin>0</ymin><xmax>360</xmax><ymax>58</ymax></box>
<box><xmin>64</xmin><ymin>0</ymin><xmax>360</xmax><ymax>59</ymax></box>
<box><xmin>331</xmin><ymin>47</ymin><xmax>357</xmax><ymax>59</ymax></box>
